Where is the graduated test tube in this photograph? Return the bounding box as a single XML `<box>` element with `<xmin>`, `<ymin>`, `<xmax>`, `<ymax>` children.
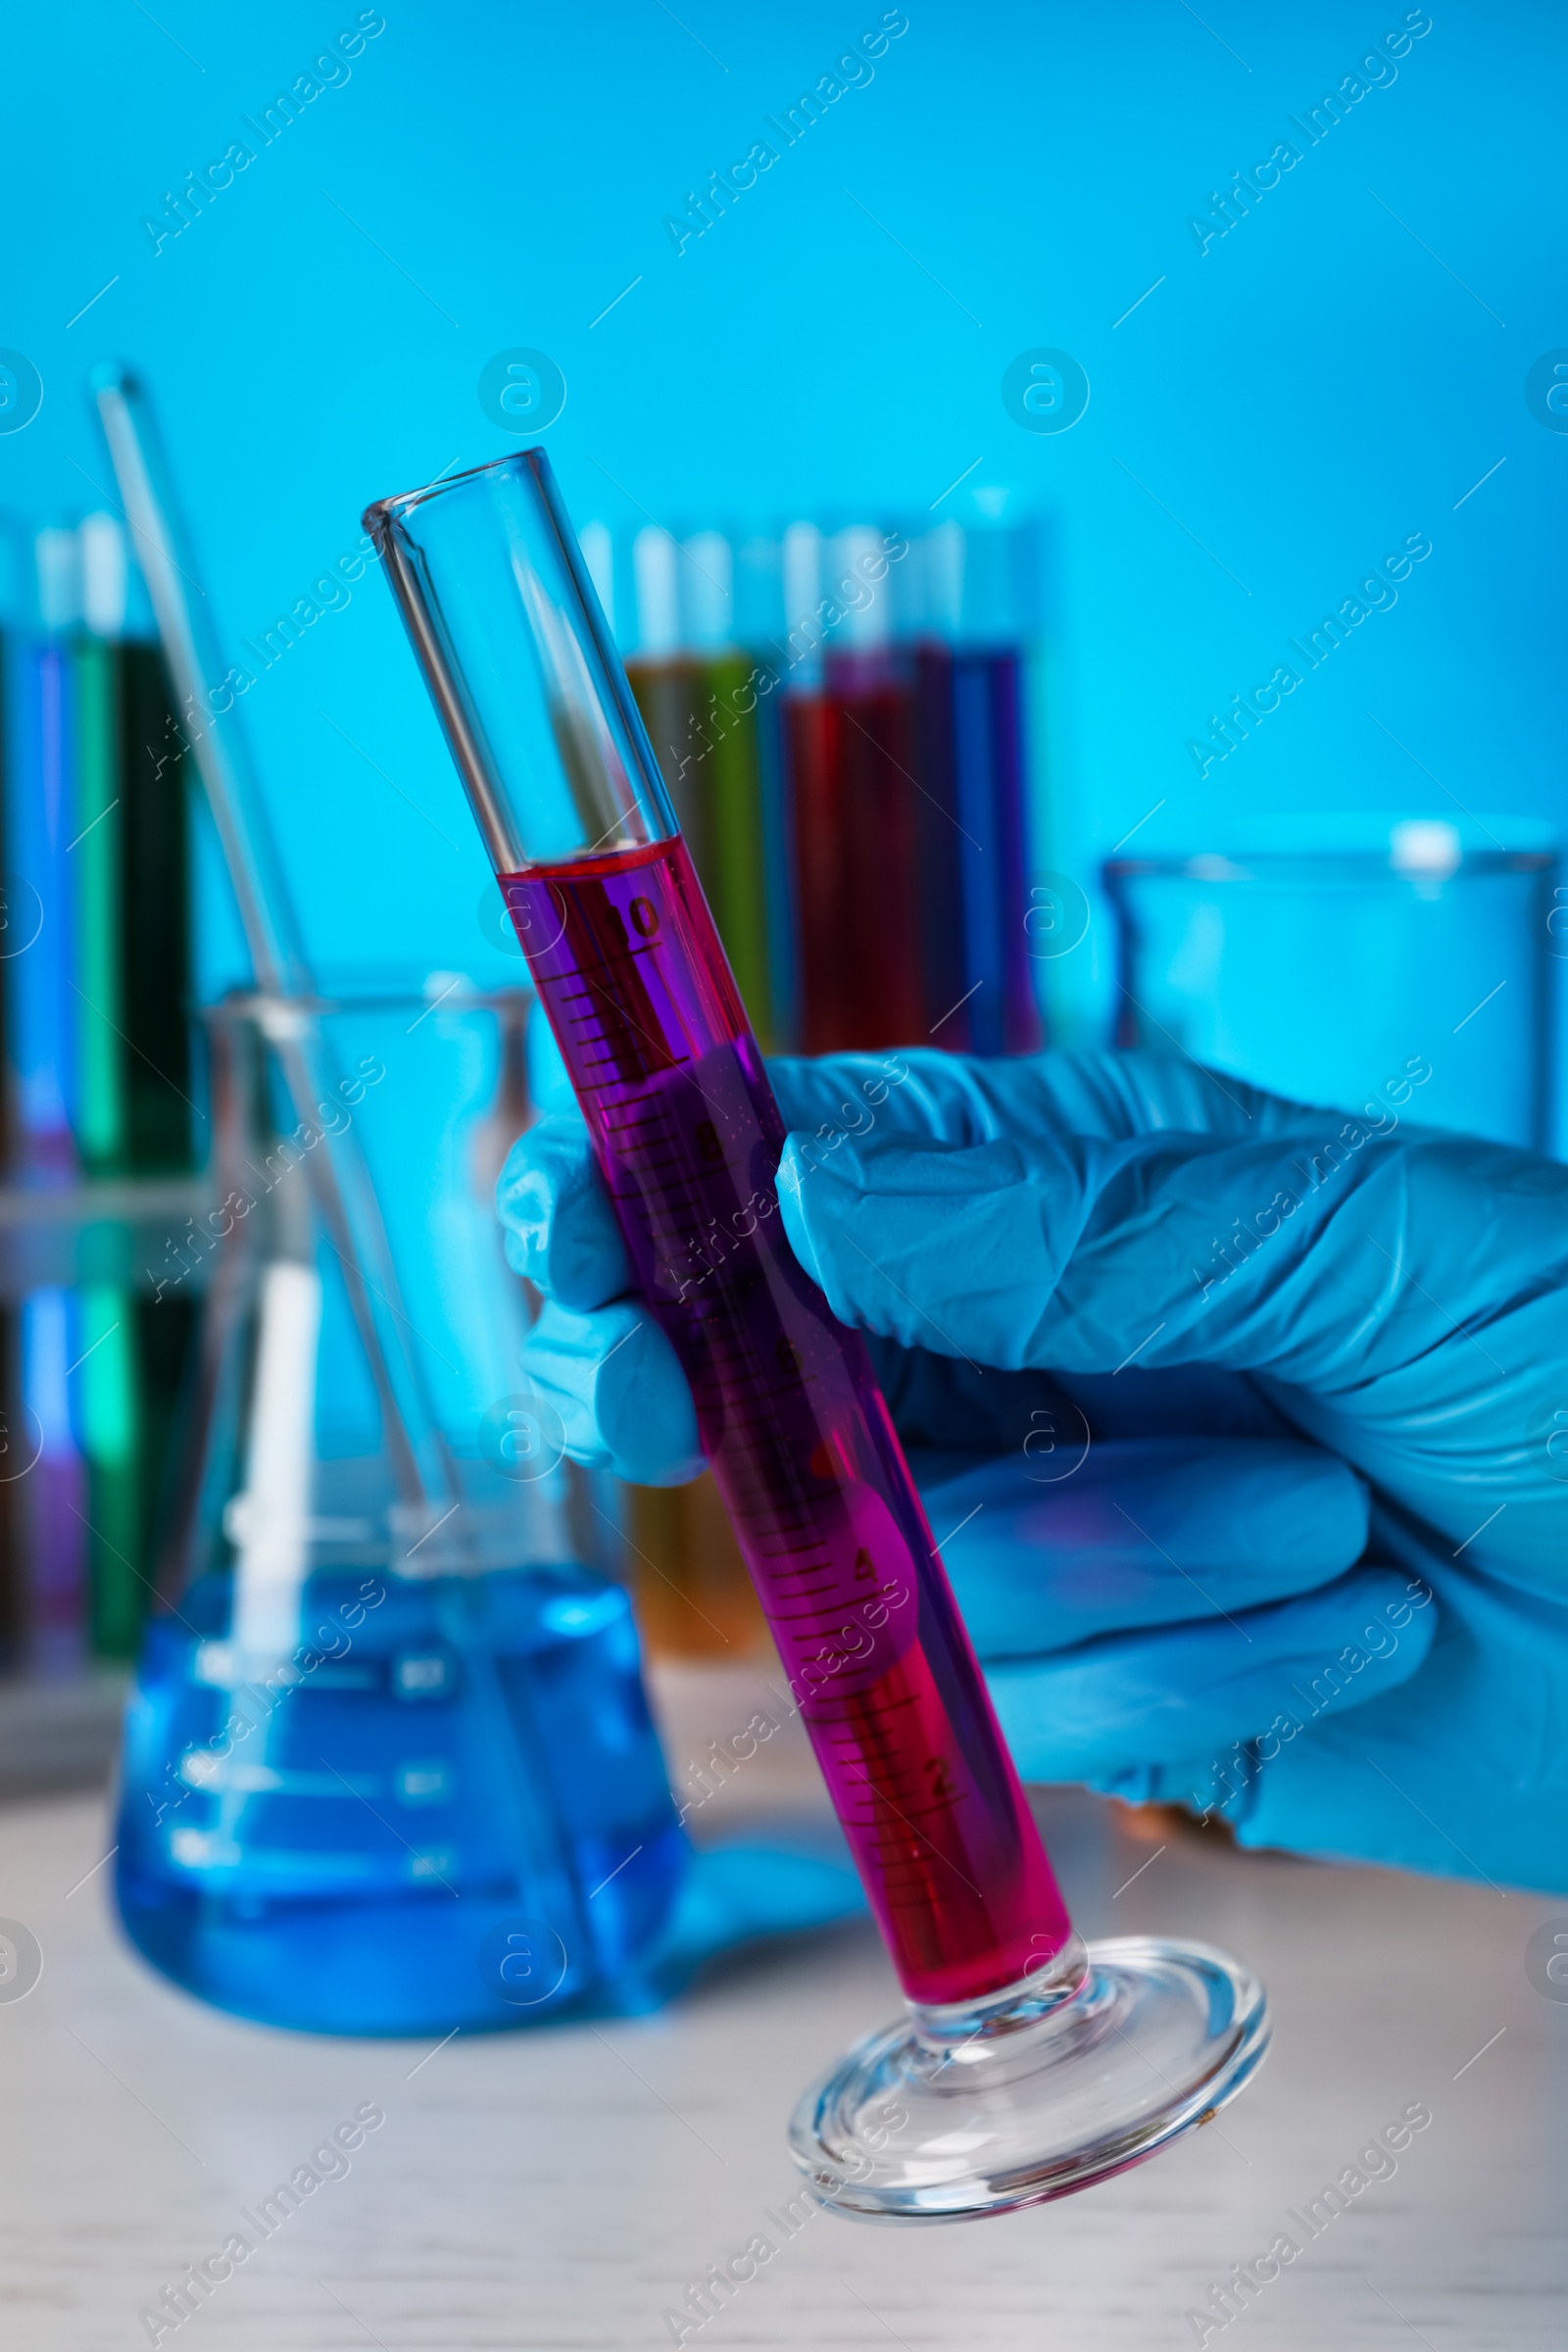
<box><xmin>366</xmin><ymin>448</ymin><xmax>1268</xmax><ymax>2222</ymax></box>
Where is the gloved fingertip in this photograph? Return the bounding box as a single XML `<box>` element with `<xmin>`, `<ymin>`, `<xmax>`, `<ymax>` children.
<box><xmin>776</xmin><ymin>1137</ymin><xmax>829</xmax><ymax>1295</ymax></box>
<box><xmin>593</xmin><ymin>1314</ymin><xmax>704</xmax><ymax>1486</ymax></box>
<box><xmin>1285</xmin><ymin>1451</ymin><xmax>1370</xmax><ymax>1578</ymax></box>
<box><xmin>496</xmin><ymin>1114</ymin><xmax>630</xmax><ymax>1308</ymax></box>
<box><xmin>518</xmin><ymin>1297</ymin><xmax>632</xmax><ymax>1466</ymax></box>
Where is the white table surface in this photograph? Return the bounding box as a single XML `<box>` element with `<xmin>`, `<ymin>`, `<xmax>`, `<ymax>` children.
<box><xmin>2</xmin><ymin>1657</ymin><xmax>1563</xmax><ymax>2350</ymax></box>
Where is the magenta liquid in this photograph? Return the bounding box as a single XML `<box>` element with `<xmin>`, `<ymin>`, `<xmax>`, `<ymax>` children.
<box><xmin>504</xmin><ymin>834</ymin><xmax>1070</xmax><ymax>2007</ymax></box>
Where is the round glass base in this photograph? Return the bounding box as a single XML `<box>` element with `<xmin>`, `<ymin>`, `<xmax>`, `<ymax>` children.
<box><xmin>789</xmin><ymin>1935</ymin><xmax>1270</xmax><ymax>2223</ymax></box>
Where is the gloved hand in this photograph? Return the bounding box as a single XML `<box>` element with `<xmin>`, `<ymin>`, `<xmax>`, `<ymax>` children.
<box><xmin>499</xmin><ymin>1043</ymin><xmax>1568</xmax><ymax>1896</ymax></box>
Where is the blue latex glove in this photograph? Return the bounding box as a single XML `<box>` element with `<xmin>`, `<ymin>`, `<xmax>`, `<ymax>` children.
<box><xmin>498</xmin><ymin>1046</ymin><xmax>1568</xmax><ymax>1896</ymax></box>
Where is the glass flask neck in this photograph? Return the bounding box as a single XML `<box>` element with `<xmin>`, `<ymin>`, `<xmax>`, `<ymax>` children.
<box><xmin>365</xmin><ymin>450</ymin><xmax>678</xmax><ymax>873</ymax></box>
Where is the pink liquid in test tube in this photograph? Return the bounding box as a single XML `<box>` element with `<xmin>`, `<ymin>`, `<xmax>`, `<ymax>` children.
<box><xmin>503</xmin><ymin>832</ymin><xmax>1071</xmax><ymax>2007</ymax></box>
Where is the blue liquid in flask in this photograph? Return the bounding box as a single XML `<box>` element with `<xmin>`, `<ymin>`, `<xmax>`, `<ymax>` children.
<box><xmin>115</xmin><ymin>1562</ymin><xmax>686</xmax><ymax>2034</ymax></box>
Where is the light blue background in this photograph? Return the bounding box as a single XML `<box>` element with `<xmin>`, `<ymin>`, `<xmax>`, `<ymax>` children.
<box><xmin>3</xmin><ymin>1</ymin><xmax>1563</xmax><ymax>1054</ymax></box>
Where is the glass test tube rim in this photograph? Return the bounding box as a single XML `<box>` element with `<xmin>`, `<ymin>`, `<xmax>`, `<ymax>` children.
<box><xmin>365</xmin><ymin>447</ymin><xmax>679</xmax><ymax>877</ymax></box>
<box><xmin>1104</xmin><ymin>848</ymin><xmax>1555</xmax><ymax>881</ymax></box>
<box><xmin>213</xmin><ymin>982</ymin><xmax>534</xmax><ymax>1021</ymax></box>
<box><xmin>368</xmin><ymin>447</ymin><xmax>556</xmax><ymax>527</ymax></box>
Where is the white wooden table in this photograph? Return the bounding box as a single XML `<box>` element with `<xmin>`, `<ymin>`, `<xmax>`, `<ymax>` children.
<box><xmin>1</xmin><ymin>1659</ymin><xmax>1562</xmax><ymax>2349</ymax></box>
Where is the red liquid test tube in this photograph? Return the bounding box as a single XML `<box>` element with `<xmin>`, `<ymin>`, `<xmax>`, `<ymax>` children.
<box><xmin>367</xmin><ymin>450</ymin><xmax>1268</xmax><ymax>2222</ymax></box>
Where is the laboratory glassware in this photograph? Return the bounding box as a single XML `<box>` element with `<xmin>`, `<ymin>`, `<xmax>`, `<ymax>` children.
<box><xmin>72</xmin><ymin>513</ymin><xmax>193</xmax><ymax>1652</ymax></box>
<box><xmin>784</xmin><ymin>525</ymin><xmax>925</xmax><ymax>1054</ymax></box>
<box><xmin>679</xmin><ymin>527</ymin><xmax>775</xmax><ymax>1052</ymax></box>
<box><xmin>620</xmin><ymin>527</ymin><xmax>783</xmax><ymax>1653</ymax></box>
<box><xmin>731</xmin><ymin>532</ymin><xmax>799</xmax><ymax>1050</ymax></box>
<box><xmin>1105</xmin><ymin>815</ymin><xmax>1558</xmax><ymax>1151</ymax></box>
<box><xmin>909</xmin><ymin>636</ymin><xmax>971</xmax><ymax>1049</ymax></box>
<box><xmin>91</xmin><ymin>365</ymin><xmax>451</xmax><ymax>1537</ymax></box>
<box><xmin>624</xmin><ymin>525</ymin><xmax>774</xmax><ymax>1044</ymax></box>
<box><xmin>366</xmin><ymin>448</ymin><xmax>1269</xmax><ymax>2220</ymax></box>
<box><xmin>6</xmin><ymin>530</ymin><xmax>88</xmax><ymax>1665</ymax></box>
<box><xmin>951</xmin><ymin>641</ymin><xmax>1037</xmax><ymax>1054</ymax></box>
<box><xmin>917</xmin><ymin>515</ymin><xmax>1042</xmax><ymax>1057</ymax></box>
<box><xmin>114</xmin><ymin>985</ymin><xmax>686</xmax><ymax>2034</ymax></box>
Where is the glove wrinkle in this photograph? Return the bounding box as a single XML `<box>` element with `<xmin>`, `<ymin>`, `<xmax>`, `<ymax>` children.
<box><xmin>930</xmin><ymin>1437</ymin><xmax>1369</xmax><ymax>1654</ymax></box>
<box><xmin>772</xmin><ymin>1047</ymin><xmax>1340</xmax><ymax>1149</ymax></box>
<box><xmin>986</xmin><ymin>1565</ymin><xmax>1433</xmax><ymax>1785</ymax></box>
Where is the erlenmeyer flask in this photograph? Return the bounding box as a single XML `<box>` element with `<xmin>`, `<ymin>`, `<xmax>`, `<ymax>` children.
<box><xmin>113</xmin><ymin>982</ymin><xmax>687</xmax><ymax>2034</ymax></box>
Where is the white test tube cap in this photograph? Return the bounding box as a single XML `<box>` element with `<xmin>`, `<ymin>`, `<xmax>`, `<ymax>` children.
<box><xmin>34</xmin><ymin>525</ymin><xmax>80</xmax><ymax>633</ymax></box>
<box><xmin>80</xmin><ymin>512</ymin><xmax>129</xmax><ymax>640</ymax></box>
<box><xmin>734</xmin><ymin>535</ymin><xmax>783</xmax><ymax>651</ymax></box>
<box><xmin>922</xmin><ymin>519</ymin><xmax>965</xmax><ymax>638</ymax></box>
<box><xmin>632</xmin><ymin>525</ymin><xmax>681</xmax><ymax>657</ymax></box>
<box><xmin>681</xmin><ymin>530</ymin><xmax>733</xmax><ymax>652</ymax></box>
<box><xmin>578</xmin><ymin>520</ymin><xmax>615</xmax><ymax>641</ymax></box>
<box><xmin>832</xmin><ymin>523</ymin><xmax>891</xmax><ymax>651</ymax></box>
<box><xmin>781</xmin><ymin>520</ymin><xmax>819</xmax><ymax>620</ymax></box>
<box><xmin>780</xmin><ymin>521</ymin><xmax>824</xmax><ymax>682</ymax></box>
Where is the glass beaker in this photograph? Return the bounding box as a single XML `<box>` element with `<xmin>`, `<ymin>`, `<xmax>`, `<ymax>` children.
<box><xmin>1104</xmin><ymin>815</ymin><xmax>1558</xmax><ymax>1150</ymax></box>
<box><xmin>113</xmin><ymin>984</ymin><xmax>686</xmax><ymax>2035</ymax></box>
